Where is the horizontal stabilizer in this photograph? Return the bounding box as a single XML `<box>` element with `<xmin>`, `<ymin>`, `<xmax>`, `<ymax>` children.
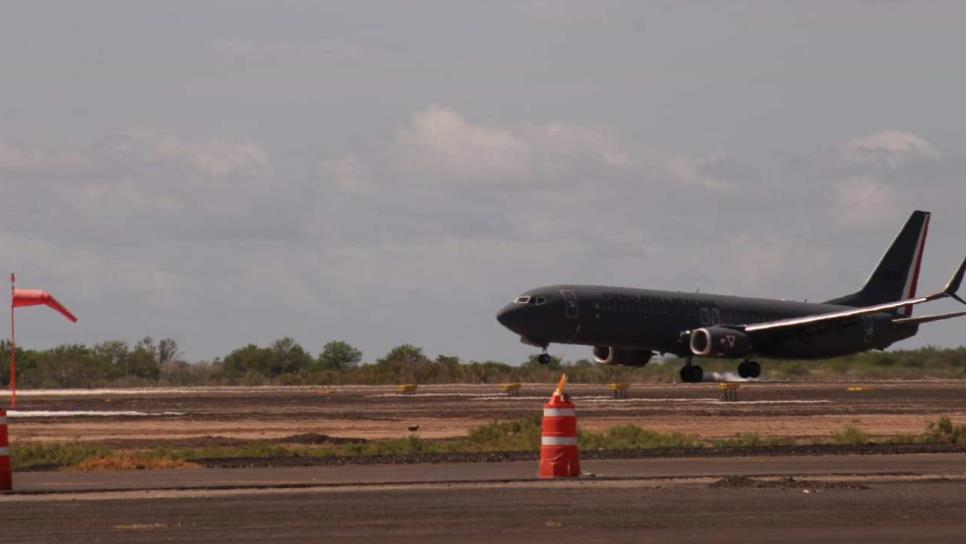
<box><xmin>943</xmin><ymin>257</ymin><xmax>965</xmax><ymax>304</ymax></box>
<box><xmin>892</xmin><ymin>310</ymin><xmax>966</xmax><ymax>326</ymax></box>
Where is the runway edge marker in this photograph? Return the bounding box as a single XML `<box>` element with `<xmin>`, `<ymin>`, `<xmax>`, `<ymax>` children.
<box><xmin>539</xmin><ymin>374</ymin><xmax>581</xmax><ymax>479</ymax></box>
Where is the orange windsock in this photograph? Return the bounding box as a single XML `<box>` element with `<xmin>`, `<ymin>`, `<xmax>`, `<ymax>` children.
<box><xmin>12</xmin><ymin>289</ymin><xmax>78</xmax><ymax>322</ymax></box>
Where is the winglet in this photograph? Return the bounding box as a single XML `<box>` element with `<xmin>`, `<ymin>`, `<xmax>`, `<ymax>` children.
<box><xmin>944</xmin><ymin>258</ymin><xmax>966</xmax><ymax>305</ymax></box>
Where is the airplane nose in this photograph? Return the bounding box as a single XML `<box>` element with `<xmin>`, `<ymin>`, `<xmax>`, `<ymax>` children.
<box><xmin>496</xmin><ymin>304</ymin><xmax>520</xmax><ymax>331</ymax></box>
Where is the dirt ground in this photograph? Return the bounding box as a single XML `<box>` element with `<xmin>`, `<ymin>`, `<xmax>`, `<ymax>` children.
<box><xmin>4</xmin><ymin>381</ymin><xmax>965</xmax><ymax>445</ymax></box>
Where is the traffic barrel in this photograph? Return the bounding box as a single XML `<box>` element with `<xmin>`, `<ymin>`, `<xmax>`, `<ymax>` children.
<box><xmin>0</xmin><ymin>409</ymin><xmax>11</xmax><ymax>491</ymax></box>
<box><xmin>539</xmin><ymin>375</ymin><xmax>580</xmax><ymax>478</ymax></box>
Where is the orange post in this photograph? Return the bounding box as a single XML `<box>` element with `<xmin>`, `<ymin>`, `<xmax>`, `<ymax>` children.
<box><xmin>539</xmin><ymin>374</ymin><xmax>580</xmax><ymax>478</ymax></box>
<box><xmin>9</xmin><ymin>273</ymin><xmax>15</xmax><ymax>409</ymax></box>
<box><xmin>0</xmin><ymin>409</ymin><xmax>10</xmax><ymax>490</ymax></box>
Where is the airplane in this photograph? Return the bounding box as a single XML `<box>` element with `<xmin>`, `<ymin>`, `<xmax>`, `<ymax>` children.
<box><xmin>496</xmin><ymin>211</ymin><xmax>965</xmax><ymax>382</ymax></box>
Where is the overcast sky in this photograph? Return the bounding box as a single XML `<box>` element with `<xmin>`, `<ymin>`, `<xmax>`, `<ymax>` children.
<box><xmin>1</xmin><ymin>1</ymin><xmax>964</xmax><ymax>364</ymax></box>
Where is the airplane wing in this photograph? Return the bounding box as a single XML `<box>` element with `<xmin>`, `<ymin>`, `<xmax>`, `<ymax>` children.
<box><xmin>742</xmin><ymin>257</ymin><xmax>965</xmax><ymax>336</ymax></box>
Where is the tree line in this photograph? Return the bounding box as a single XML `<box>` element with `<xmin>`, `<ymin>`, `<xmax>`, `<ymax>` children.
<box><xmin>1</xmin><ymin>338</ymin><xmax>965</xmax><ymax>388</ymax></box>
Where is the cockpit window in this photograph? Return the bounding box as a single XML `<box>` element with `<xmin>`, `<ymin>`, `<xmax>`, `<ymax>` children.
<box><xmin>514</xmin><ymin>295</ymin><xmax>548</xmax><ymax>305</ymax></box>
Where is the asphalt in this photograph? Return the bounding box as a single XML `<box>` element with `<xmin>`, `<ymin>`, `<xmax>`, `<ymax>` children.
<box><xmin>2</xmin><ymin>453</ymin><xmax>964</xmax><ymax>543</ymax></box>
<box><xmin>7</xmin><ymin>452</ymin><xmax>966</xmax><ymax>493</ymax></box>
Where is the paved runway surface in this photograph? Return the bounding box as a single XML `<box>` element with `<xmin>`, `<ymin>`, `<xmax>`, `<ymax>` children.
<box><xmin>8</xmin><ymin>452</ymin><xmax>966</xmax><ymax>492</ymax></box>
<box><xmin>3</xmin><ymin>453</ymin><xmax>964</xmax><ymax>542</ymax></box>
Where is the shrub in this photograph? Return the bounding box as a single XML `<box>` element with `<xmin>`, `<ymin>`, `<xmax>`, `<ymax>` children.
<box><xmin>924</xmin><ymin>416</ymin><xmax>966</xmax><ymax>444</ymax></box>
<box><xmin>713</xmin><ymin>433</ymin><xmax>792</xmax><ymax>448</ymax></box>
<box><xmin>580</xmin><ymin>425</ymin><xmax>698</xmax><ymax>450</ymax></box>
<box><xmin>831</xmin><ymin>424</ymin><xmax>869</xmax><ymax>445</ymax></box>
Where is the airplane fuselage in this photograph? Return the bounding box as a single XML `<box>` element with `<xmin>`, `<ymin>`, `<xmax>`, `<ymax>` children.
<box><xmin>497</xmin><ymin>285</ymin><xmax>918</xmax><ymax>359</ymax></box>
<box><xmin>498</xmin><ymin>212</ymin><xmax>962</xmax><ymax>381</ymax></box>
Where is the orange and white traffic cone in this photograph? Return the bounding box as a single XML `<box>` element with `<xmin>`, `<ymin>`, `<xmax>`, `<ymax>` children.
<box><xmin>539</xmin><ymin>374</ymin><xmax>580</xmax><ymax>479</ymax></box>
<box><xmin>0</xmin><ymin>409</ymin><xmax>11</xmax><ymax>491</ymax></box>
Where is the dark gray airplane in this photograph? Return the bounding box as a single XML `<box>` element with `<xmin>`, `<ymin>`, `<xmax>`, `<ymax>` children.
<box><xmin>497</xmin><ymin>211</ymin><xmax>965</xmax><ymax>382</ymax></box>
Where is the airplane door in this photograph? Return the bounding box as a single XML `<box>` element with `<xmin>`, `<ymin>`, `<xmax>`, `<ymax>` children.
<box><xmin>561</xmin><ymin>289</ymin><xmax>578</xmax><ymax>319</ymax></box>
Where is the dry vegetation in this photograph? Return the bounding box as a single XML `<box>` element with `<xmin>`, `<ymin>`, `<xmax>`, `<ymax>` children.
<box><xmin>11</xmin><ymin>416</ymin><xmax>965</xmax><ymax>472</ymax></box>
<box><xmin>4</xmin><ymin>340</ymin><xmax>966</xmax><ymax>388</ymax></box>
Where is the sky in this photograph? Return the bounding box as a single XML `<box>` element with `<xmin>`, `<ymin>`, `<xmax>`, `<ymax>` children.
<box><xmin>1</xmin><ymin>1</ymin><xmax>964</xmax><ymax>364</ymax></box>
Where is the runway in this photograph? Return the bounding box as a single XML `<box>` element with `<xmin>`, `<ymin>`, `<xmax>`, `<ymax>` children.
<box><xmin>8</xmin><ymin>382</ymin><xmax>966</xmax><ymax>445</ymax></box>
<box><xmin>3</xmin><ymin>453</ymin><xmax>964</xmax><ymax>542</ymax></box>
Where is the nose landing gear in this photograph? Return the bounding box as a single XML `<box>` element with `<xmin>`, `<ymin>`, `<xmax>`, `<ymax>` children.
<box><xmin>738</xmin><ymin>360</ymin><xmax>761</xmax><ymax>379</ymax></box>
<box><xmin>537</xmin><ymin>352</ymin><xmax>553</xmax><ymax>365</ymax></box>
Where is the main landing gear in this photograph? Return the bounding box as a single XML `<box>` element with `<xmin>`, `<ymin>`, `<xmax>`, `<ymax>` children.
<box><xmin>680</xmin><ymin>358</ymin><xmax>704</xmax><ymax>383</ymax></box>
<box><xmin>738</xmin><ymin>360</ymin><xmax>761</xmax><ymax>379</ymax></box>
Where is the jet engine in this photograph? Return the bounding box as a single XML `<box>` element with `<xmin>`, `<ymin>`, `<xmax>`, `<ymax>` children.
<box><xmin>593</xmin><ymin>345</ymin><xmax>652</xmax><ymax>367</ymax></box>
<box><xmin>689</xmin><ymin>327</ymin><xmax>751</xmax><ymax>358</ymax></box>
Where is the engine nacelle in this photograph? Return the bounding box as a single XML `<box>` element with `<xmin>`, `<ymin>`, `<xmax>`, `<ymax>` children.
<box><xmin>593</xmin><ymin>346</ymin><xmax>652</xmax><ymax>367</ymax></box>
<box><xmin>689</xmin><ymin>327</ymin><xmax>751</xmax><ymax>358</ymax></box>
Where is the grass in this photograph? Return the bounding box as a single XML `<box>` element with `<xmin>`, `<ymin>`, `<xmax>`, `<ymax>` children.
<box><xmin>581</xmin><ymin>425</ymin><xmax>697</xmax><ymax>450</ymax></box>
<box><xmin>10</xmin><ymin>417</ymin><xmax>964</xmax><ymax>471</ymax></box>
<box><xmin>712</xmin><ymin>433</ymin><xmax>794</xmax><ymax>448</ymax></box>
<box><xmin>831</xmin><ymin>424</ymin><xmax>870</xmax><ymax>445</ymax></box>
<box><xmin>11</xmin><ymin>442</ymin><xmax>113</xmax><ymax>471</ymax></box>
<box><xmin>74</xmin><ymin>454</ymin><xmax>198</xmax><ymax>471</ymax></box>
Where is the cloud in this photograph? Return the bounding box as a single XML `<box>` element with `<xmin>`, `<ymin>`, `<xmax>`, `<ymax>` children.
<box><xmin>520</xmin><ymin>121</ymin><xmax>629</xmax><ymax>167</ymax></box>
<box><xmin>1</xmin><ymin>132</ymin><xmax>269</xmax><ymax>182</ymax></box>
<box><xmin>319</xmin><ymin>154</ymin><xmax>370</xmax><ymax>192</ymax></box>
<box><xmin>77</xmin><ymin>181</ymin><xmax>181</xmax><ymax>215</ymax></box>
<box><xmin>838</xmin><ymin>130</ymin><xmax>939</xmax><ymax>168</ymax></box>
<box><xmin>396</xmin><ymin>106</ymin><xmax>532</xmax><ymax>180</ymax></box>
<box><xmin>116</xmin><ymin>130</ymin><xmax>270</xmax><ymax>180</ymax></box>
<box><xmin>0</xmin><ymin>230</ymin><xmax>181</xmax><ymax>305</ymax></box>
<box><xmin>395</xmin><ymin>105</ymin><xmax>628</xmax><ymax>182</ymax></box>
<box><xmin>728</xmin><ymin>237</ymin><xmax>787</xmax><ymax>284</ymax></box>
<box><xmin>0</xmin><ymin>143</ymin><xmax>93</xmax><ymax>175</ymax></box>
<box><xmin>824</xmin><ymin>130</ymin><xmax>948</xmax><ymax>229</ymax></box>
<box><xmin>665</xmin><ymin>150</ymin><xmax>756</xmax><ymax>191</ymax></box>
<box><xmin>212</xmin><ymin>39</ymin><xmax>364</xmax><ymax>65</ymax></box>
<box><xmin>519</xmin><ymin>1</ymin><xmax>627</xmax><ymax>24</ymax></box>
<box><xmin>0</xmin><ymin>129</ymin><xmax>289</xmax><ymax>248</ymax></box>
<box><xmin>829</xmin><ymin>178</ymin><xmax>902</xmax><ymax>228</ymax></box>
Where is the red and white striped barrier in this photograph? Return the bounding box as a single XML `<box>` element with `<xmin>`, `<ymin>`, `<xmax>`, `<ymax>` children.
<box><xmin>539</xmin><ymin>376</ymin><xmax>580</xmax><ymax>478</ymax></box>
<box><xmin>0</xmin><ymin>409</ymin><xmax>11</xmax><ymax>490</ymax></box>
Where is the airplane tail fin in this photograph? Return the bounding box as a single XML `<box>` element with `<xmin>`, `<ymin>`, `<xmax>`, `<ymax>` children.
<box><xmin>824</xmin><ymin>210</ymin><xmax>930</xmax><ymax>316</ymax></box>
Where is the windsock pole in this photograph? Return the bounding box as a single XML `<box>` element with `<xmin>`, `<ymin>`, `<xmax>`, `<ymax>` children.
<box><xmin>8</xmin><ymin>273</ymin><xmax>14</xmax><ymax>409</ymax></box>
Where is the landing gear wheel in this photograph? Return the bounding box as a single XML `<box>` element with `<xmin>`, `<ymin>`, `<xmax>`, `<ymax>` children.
<box><xmin>738</xmin><ymin>361</ymin><xmax>762</xmax><ymax>379</ymax></box>
<box><xmin>537</xmin><ymin>353</ymin><xmax>552</xmax><ymax>365</ymax></box>
<box><xmin>680</xmin><ymin>365</ymin><xmax>704</xmax><ymax>383</ymax></box>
